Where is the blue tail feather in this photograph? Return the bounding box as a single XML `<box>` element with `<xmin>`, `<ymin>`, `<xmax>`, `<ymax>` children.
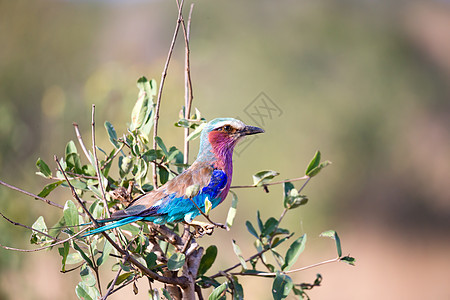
<box><xmin>81</xmin><ymin>216</ymin><xmax>144</xmax><ymax>237</ymax></box>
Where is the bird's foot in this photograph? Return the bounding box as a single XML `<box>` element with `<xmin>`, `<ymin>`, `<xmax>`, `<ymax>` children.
<box><xmin>185</xmin><ymin>221</ymin><xmax>225</xmax><ymax>237</ymax></box>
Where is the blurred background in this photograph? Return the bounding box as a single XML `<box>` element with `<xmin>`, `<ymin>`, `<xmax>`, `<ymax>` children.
<box><xmin>1</xmin><ymin>0</ymin><xmax>450</xmax><ymax>299</ymax></box>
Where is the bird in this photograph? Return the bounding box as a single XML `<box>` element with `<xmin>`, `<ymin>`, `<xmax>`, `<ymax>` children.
<box><xmin>83</xmin><ymin>118</ymin><xmax>264</xmax><ymax>236</ymax></box>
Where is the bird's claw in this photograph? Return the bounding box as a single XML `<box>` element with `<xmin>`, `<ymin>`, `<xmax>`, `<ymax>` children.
<box><xmin>192</xmin><ymin>223</ymin><xmax>215</xmax><ymax>237</ymax></box>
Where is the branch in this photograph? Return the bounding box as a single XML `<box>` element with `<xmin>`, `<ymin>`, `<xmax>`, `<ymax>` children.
<box><xmin>73</xmin><ymin>122</ymin><xmax>93</xmax><ymax>164</ymax></box>
<box><xmin>91</xmin><ymin>104</ymin><xmax>111</xmax><ymax>219</ymax></box>
<box><xmin>179</xmin><ymin>1</ymin><xmax>195</xmax><ymax>165</ymax></box>
<box><xmin>0</xmin><ymin>227</ymin><xmax>89</xmax><ymax>253</ymax></box>
<box><xmin>230</xmin><ymin>175</ymin><xmax>309</xmax><ymax>189</ymax></box>
<box><xmin>153</xmin><ymin>0</ymin><xmax>185</xmax><ymax>187</ymax></box>
<box><xmin>0</xmin><ymin>179</ymin><xmax>63</xmax><ymax>209</ymax></box>
<box><xmin>0</xmin><ymin>211</ymin><xmax>57</xmax><ymax>242</ymax></box>
<box><xmin>227</xmin><ymin>257</ymin><xmax>341</xmax><ymax>278</ymax></box>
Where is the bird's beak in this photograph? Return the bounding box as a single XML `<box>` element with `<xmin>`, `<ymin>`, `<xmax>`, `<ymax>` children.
<box><xmin>239</xmin><ymin>125</ymin><xmax>265</xmax><ymax>136</ymax></box>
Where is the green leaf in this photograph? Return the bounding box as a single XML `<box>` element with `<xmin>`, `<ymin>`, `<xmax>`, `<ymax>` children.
<box><xmin>167</xmin><ymin>252</ymin><xmax>186</xmax><ymax>271</ymax></box>
<box><xmin>305</xmin><ymin>150</ymin><xmax>321</xmax><ymax>175</ymax></box>
<box><xmin>80</xmin><ymin>264</ymin><xmax>96</xmax><ymax>287</ymax></box>
<box><xmin>38</xmin><ymin>180</ymin><xmax>63</xmax><ymax>198</ymax></box>
<box><xmin>96</xmin><ymin>234</ymin><xmax>113</xmax><ymax>266</ymax></box>
<box><xmin>204</xmin><ymin>198</ymin><xmax>212</xmax><ymax>215</ymax></box>
<box><xmin>231</xmin><ymin>240</ymin><xmax>247</xmax><ymax>269</ymax></box>
<box><xmin>198</xmin><ymin>245</ymin><xmax>218</xmax><ymax>276</ymax></box>
<box><xmin>226</xmin><ymin>191</ymin><xmax>238</xmax><ymax>229</ymax></box>
<box><xmin>340</xmin><ymin>256</ymin><xmax>356</xmax><ymax>266</ymax></box>
<box><xmin>231</xmin><ymin>276</ymin><xmax>244</xmax><ymax>300</ymax></box>
<box><xmin>49</xmin><ymin>216</ymin><xmax>65</xmax><ymax>238</ymax></box>
<box><xmin>145</xmin><ymin>252</ymin><xmax>158</xmax><ymax>269</ymax></box>
<box><xmin>75</xmin><ymin>281</ymin><xmax>95</xmax><ymax>300</ymax></box>
<box><xmin>105</xmin><ymin>121</ymin><xmax>120</xmax><ymax>148</ymax></box>
<box><xmin>187</xmin><ymin>122</ymin><xmax>206</xmax><ymax>141</ymax></box>
<box><xmin>252</xmin><ymin>170</ymin><xmax>280</xmax><ymax>186</ymax></box>
<box><xmin>66</xmin><ymin>252</ymin><xmax>84</xmax><ymax>265</ymax></box>
<box><xmin>256</xmin><ymin>211</ymin><xmax>264</xmax><ymax>232</ymax></box>
<box><xmin>155</xmin><ymin>136</ymin><xmax>169</xmax><ymax>157</ymax></box>
<box><xmin>272</xmin><ymin>272</ymin><xmax>293</xmax><ymax>300</ymax></box>
<box><xmin>208</xmin><ymin>282</ymin><xmax>228</xmax><ymax>300</ymax></box>
<box><xmin>284</xmin><ymin>185</ymin><xmax>308</xmax><ymax>209</ymax></box>
<box><xmin>64</xmin><ymin>200</ymin><xmax>79</xmax><ymax>228</ymax></box>
<box><xmin>261</xmin><ymin>217</ymin><xmax>279</xmax><ymax>237</ymax></box>
<box><xmin>58</xmin><ymin>241</ymin><xmax>69</xmax><ymax>272</ymax></box>
<box><xmin>158</xmin><ymin>165</ymin><xmax>169</xmax><ymax>185</ymax></box>
<box><xmin>306</xmin><ymin>160</ymin><xmax>331</xmax><ymax>177</ymax></box>
<box><xmin>130</xmin><ymin>82</ymin><xmax>150</xmax><ymax>131</ymax></box>
<box><xmin>73</xmin><ymin>242</ymin><xmax>93</xmax><ymax>268</ymax></box>
<box><xmin>283</xmin><ymin>182</ymin><xmax>295</xmax><ymax>197</ymax></box>
<box><xmin>185</xmin><ymin>184</ymin><xmax>200</xmax><ymax>198</ymax></box>
<box><xmin>245</xmin><ymin>221</ymin><xmax>259</xmax><ymax>239</ymax></box>
<box><xmin>110</xmin><ymin>272</ymin><xmax>134</xmax><ymax>287</ymax></box>
<box><xmin>30</xmin><ymin>216</ymin><xmax>49</xmax><ymax>245</ymax></box>
<box><xmin>320</xmin><ymin>230</ymin><xmax>342</xmax><ymax>257</ymax></box>
<box><xmin>36</xmin><ymin>158</ymin><xmax>52</xmax><ymax>178</ymax></box>
<box><xmin>282</xmin><ymin>234</ymin><xmax>307</xmax><ymax>271</ymax></box>
<box><xmin>162</xmin><ymin>288</ymin><xmax>173</xmax><ymax>300</ymax></box>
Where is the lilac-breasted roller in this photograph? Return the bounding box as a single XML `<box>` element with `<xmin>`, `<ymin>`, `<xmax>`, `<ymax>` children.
<box><xmin>84</xmin><ymin>118</ymin><xmax>264</xmax><ymax>236</ymax></box>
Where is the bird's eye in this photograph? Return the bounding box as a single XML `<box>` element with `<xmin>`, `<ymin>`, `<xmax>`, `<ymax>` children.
<box><xmin>223</xmin><ymin>125</ymin><xmax>231</xmax><ymax>132</ymax></box>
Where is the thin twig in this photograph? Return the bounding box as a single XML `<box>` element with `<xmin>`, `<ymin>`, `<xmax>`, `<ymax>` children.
<box><xmin>230</xmin><ymin>175</ymin><xmax>309</xmax><ymax>189</ymax></box>
<box><xmin>187</xmin><ymin>197</ymin><xmax>227</xmax><ymax>230</ymax></box>
<box><xmin>227</xmin><ymin>257</ymin><xmax>341</xmax><ymax>278</ymax></box>
<box><xmin>0</xmin><ymin>179</ymin><xmax>63</xmax><ymax>209</ymax></box>
<box><xmin>152</xmin><ymin>0</ymin><xmax>185</xmax><ymax>187</ymax></box>
<box><xmin>91</xmin><ymin>104</ymin><xmax>111</xmax><ymax>219</ymax></box>
<box><xmin>0</xmin><ymin>227</ymin><xmax>89</xmax><ymax>252</ymax></box>
<box><xmin>101</xmin><ymin>142</ymin><xmax>124</xmax><ymax>171</ymax></box>
<box><xmin>101</xmin><ymin>256</ymin><xmax>127</xmax><ymax>300</ymax></box>
<box><xmin>73</xmin><ymin>122</ymin><xmax>93</xmax><ymax>164</ymax></box>
<box><xmin>0</xmin><ymin>211</ymin><xmax>58</xmax><ymax>241</ymax></box>
<box><xmin>179</xmin><ymin>1</ymin><xmax>195</xmax><ymax>165</ymax></box>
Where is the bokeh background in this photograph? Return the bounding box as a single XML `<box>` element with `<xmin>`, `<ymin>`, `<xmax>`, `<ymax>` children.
<box><xmin>1</xmin><ymin>0</ymin><xmax>450</xmax><ymax>299</ymax></box>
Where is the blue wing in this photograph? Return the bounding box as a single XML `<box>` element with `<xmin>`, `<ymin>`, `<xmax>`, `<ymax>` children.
<box><xmin>82</xmin><ymin>168</ymin><xmax>228</xmax><ymax>236</ymax></box>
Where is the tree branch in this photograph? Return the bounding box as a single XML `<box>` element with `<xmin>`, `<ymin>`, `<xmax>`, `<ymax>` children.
<box><xmin>153</xmin><ymin>0</ymin><xmax>185</xmax><ymax>187</ymax></box>
<box><xmin>230</xmin><ymin>175</ymin><xmax>309</xmax><ymax>189</ymax></box>
<box><xmin>0</xmin><ymin>179</ymin><xmax>63</xmax><ymax>209</ymax></box>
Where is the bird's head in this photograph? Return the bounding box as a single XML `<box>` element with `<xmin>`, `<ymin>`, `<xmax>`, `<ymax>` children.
<box><xmin>197</xmin><ymin>118</ymin><xmax>264</xmax><ymax>162</ymax></box>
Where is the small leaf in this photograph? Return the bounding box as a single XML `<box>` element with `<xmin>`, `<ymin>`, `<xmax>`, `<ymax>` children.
<box><xmin>155</xmin><ymin>136</ymin><xmax>169</xmax><ymax>157</ymax></box>
<box><xmin>75</xmin><ymin>281</ymin><xmax>95</xmax><ymax>300</ymax></box>
<box><xmin>306</xmin><ymin>160</ymin><xmax>331</xmax><ymax>177</ymax></box>
<box><xmin>167</xmin><ymin>252</ymin><xmax>186</xmax><ymax>271</ymax></box>
<box><xmin>30</xmin><ymin>216</ymin><xmax>49</xmax><ymax>245</ymax></box>
<box><xmin>305</xmin><ymin>150</ymin><xmax>321</xmax><ymax>175</ymax></box>
<box><xmin>64</xmin><ymin>200</ymin><xmax>79</xmax><ymax>228</ymax></box>
<box><xmin>158</xmin><ymin>166</ymin><xmax>169</xmax><ymax>185</ymax></box>
<box><xmin>252</xmin><ymin>170</ymin><xmax>280</xmax><ymax>186</ymax></box>
<box><xmin>36</xmin><ymin>158</ymin><xmax>52</xmax><ymax>178</ymax></box>
<box><xmin>261</xmin><ymin>217</ymin><xmax>279</xmax><ymax>237</ymax></box>
<box><xmin>105</xmin><ymin>121</ymin><xmax>120</xmax><ymax>148</ymax></box>
<box><xmin>66</xmin><ymin>252</ymin><xmax>84</xmax><ymax>265</ymax></box>
<box><xmin>204</xmin><ymin>198</ymin><xmax>212</xmax><ymax>215</ymax></box>
<box><xmin>320</xmin><ymin>230</ymin><xmax>342</xmax><ymax>257</ymax></box>
<box><xmin>245</xmin><ymin>221</ymin><xmax>259</xmax><ymax>239</ymax></box>
<box><xmin>80</xmin><ymin>264</ymin><xmax>96</xmax><ymax>287</ymax></box>
<box><xmin>340</xmin><ymin>256</ymin><xmax>356</xmax><ymax>266</ymax></box>
<box><xmin>198</xmin><ymin>245</ymin><xmax>218</xmax><ymax>276</ymax></box>
<box><xmin>208</xmin><ymin>282</ymin><xmax>228</xmax><ymax>300</ymax></box>
<box><xmin>162</xmin><ymin>288</ymin><xmax>173</xmax><ymax>300</ymax></box>
<box><xmin>272</xmin><ymin>272</ymin><xmax>293</xmax><ymax>300</ymax></box>
<box><xmin>187</xmin><ymin>122</ymin><xmax>206</xmax><ymax>141</ymax></box>
<box><xmin>38</xmin><ymin>180</ymin><xmax>63</xmax><ymax>198</ymax></box>
<box><xmin>145</xmin><ymin>252</ymin><xmax>157</xmax><ymax>269</ymax></box>
<box><xmin>73</xmin><ymin>242</ymin><xmax>93</xmax><ymax>268</ymax></box>
<box><xmin>231</xmin><ymin>240</ymin><xmax>247</xmax><ymax>269</ymax></box>
<box><xmin>58</xmin><ymin>241</ymin><xmax>69</xmax><ymax>272</ymax></box>
<box><xmin>282</xmin><ymin>234</ymin><xmax>307</xmax><ymax>271</ymax></box>
<box><xmin>231</xmin><ymin>276</ymin><xmax>244</xmax><ymax>300</ymax></box>
<box><xmin>226</xmin><ymin>190</ymin><xmax>238</xmax><ymax>228</ymax></box>
<box><xmin>256</xmin><ymin>210</ymin><xmax>264</xmax><ymax>232</ymax></box>
<box><xmin>96</xmin><ymin>234</ymin><xmax>113</xmax><ymax>266</ymax></box>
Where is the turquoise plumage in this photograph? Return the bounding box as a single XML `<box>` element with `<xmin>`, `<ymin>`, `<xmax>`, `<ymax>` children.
<box><xmin>84</xmin><ymin>118</ymin><xmax>264</xmax><ymax>236</ymax></box>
